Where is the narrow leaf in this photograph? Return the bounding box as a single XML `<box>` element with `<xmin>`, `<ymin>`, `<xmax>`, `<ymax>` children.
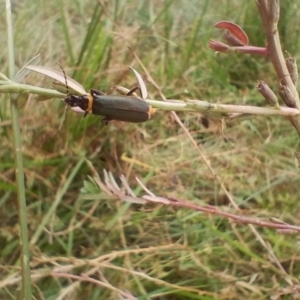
<box><xmin>129</xmin><ymin>67</ymin><xmax>148</xmax><ymax>100</ymax></box>
<box><xmin>25</xmin><ymin>65</ymin><xmax>86</xmax><ymax>95</ymax></box>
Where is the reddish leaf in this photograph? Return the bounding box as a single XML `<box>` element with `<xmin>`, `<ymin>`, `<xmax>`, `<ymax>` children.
<box><xmin>215</xmin><ymin>21</ymin><xmax>249</xmax><ymax>45</ymax></box>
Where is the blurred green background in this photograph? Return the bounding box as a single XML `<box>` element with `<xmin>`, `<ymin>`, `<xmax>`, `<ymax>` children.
<box><xmin>1</xmin><ymin>0</ymin><xmax>300</xmax><ymax>299</ymax></box>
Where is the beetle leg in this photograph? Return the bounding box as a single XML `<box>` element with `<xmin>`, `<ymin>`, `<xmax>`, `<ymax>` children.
<box><xmin>126</xmin><ymin>86</ymin><xmax>140</xmax><ymax>96</ymax></box>
<box><xmin>102</xmin><ymin>117</ymin><xmax>113</xmax><ymax>126</ymax></box>
<box><xmin>91</xmin><ymin>89</ymin><xmax>106</xmax><ymax>96</ymax></box>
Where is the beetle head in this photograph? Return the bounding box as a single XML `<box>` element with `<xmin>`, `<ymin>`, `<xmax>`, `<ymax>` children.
<box><xmin>65</xmin><ymin>94</ymin><xmax>89</xmax><ymax>112</ymax></box>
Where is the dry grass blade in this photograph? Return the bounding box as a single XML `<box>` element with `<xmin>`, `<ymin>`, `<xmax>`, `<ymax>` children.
<box><xmin>129</xmin><ymin>67</ymin><xmax>148</xmax><ymax>99</ymax></box>
<box><xmin>95</xmin><ymin>170</ymin><xmax>300</xmax><ymax>234</ymax></box>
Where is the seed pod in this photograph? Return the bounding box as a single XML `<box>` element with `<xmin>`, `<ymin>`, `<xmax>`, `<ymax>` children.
<box><xmin>223</xmin><ymin>30</ymin><xmax>244</xmax><ymax>46</ymax></box>
<box><xmin>257</xmin><ymin>80</ymin><xmax>279</xmax><ymax>108</ymax></box>
<box><xmin>286</xmin><ymin>57</ymin><xmax>298</xmax><ymax>85</ymax></box>
<box><xmin>278</xmin><ymin>84</ymin><xmax>296</xmax><ymax>108</ymax></box>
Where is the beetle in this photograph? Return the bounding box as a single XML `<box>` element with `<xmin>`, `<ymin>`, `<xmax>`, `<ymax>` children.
<box><xmin>25</xmin><ymin>64</ymin><xmax>156</xmax><ymax>126</ymax></box>
<box><xmin>65</xmin><ymin>87</ymin><xmax>154</xmax><ymax>124</ymax></box>
<box><xmin>60</xmin><ymin>65</ymin><xmax>155</xmax><ymax>124</ymax></box>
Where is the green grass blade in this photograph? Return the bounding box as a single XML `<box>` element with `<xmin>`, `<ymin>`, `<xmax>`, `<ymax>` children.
<box><xmin>6</xmin><ymin>0</ymin><xmax>32</xmax><ymax>299</ymax></box>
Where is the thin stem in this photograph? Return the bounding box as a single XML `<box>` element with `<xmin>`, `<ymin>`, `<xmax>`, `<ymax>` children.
<box><xmin>0</xmin><ymin>80</ymin><xmax>298</xmax><ymax>118</ymax></box>
<box><xmin>147</xmin><ymin>99</ymin><xmax>299</xmax><ymax>117</ymax></box>
<box><xmin>256</xmin><ymin>0</ymin><xmax>300</xmax><ymax>139</ymax></box>
<box><xmin>0</xmin><ymin>82</ymin><xmax>65</xmax><ymax>97</ymax></box>
<box><xmin>6</xmin><ymin>0</ymin><xmax>32</xmax><ymax>298</ymax></box>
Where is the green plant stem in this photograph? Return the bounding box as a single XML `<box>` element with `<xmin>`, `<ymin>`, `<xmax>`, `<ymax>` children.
<box><xmin>0</xmin><ymin>79</ymin><xmax>298</xmax><ymax>118</ymax></box>
<box><xmin>0</xmin><ymin>82</ymin><xmax>65</xmax><ymax>97</ymax></box>
<box><xmin>147</xmin><ymin>99</ymin><xmax>300</xmax><ymax>117</ymax></box>
<box><xmin>6</xmin><ymin>0</ymin><xmax>32</xmax><ymax>298</ymax></box>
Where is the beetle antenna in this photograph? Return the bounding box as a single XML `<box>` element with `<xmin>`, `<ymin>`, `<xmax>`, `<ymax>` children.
<box><xmin>126</xmin><ymin>86</ymin><xmax>140</xmax><ymax>97</ymax></box>
<box><xmin>57</xmin><ymin>62</ymin><xmax>69</xmax><ymax>96</ymax></box>
<box><xmin>53</xmin><ymin>63</ymin><xmax>69</xmax><ymax>138</ymax></box>
<box><xmin>53</xmin><ymin>104</ymin><xmax>68</xmax><ymax>139</ymax></box>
